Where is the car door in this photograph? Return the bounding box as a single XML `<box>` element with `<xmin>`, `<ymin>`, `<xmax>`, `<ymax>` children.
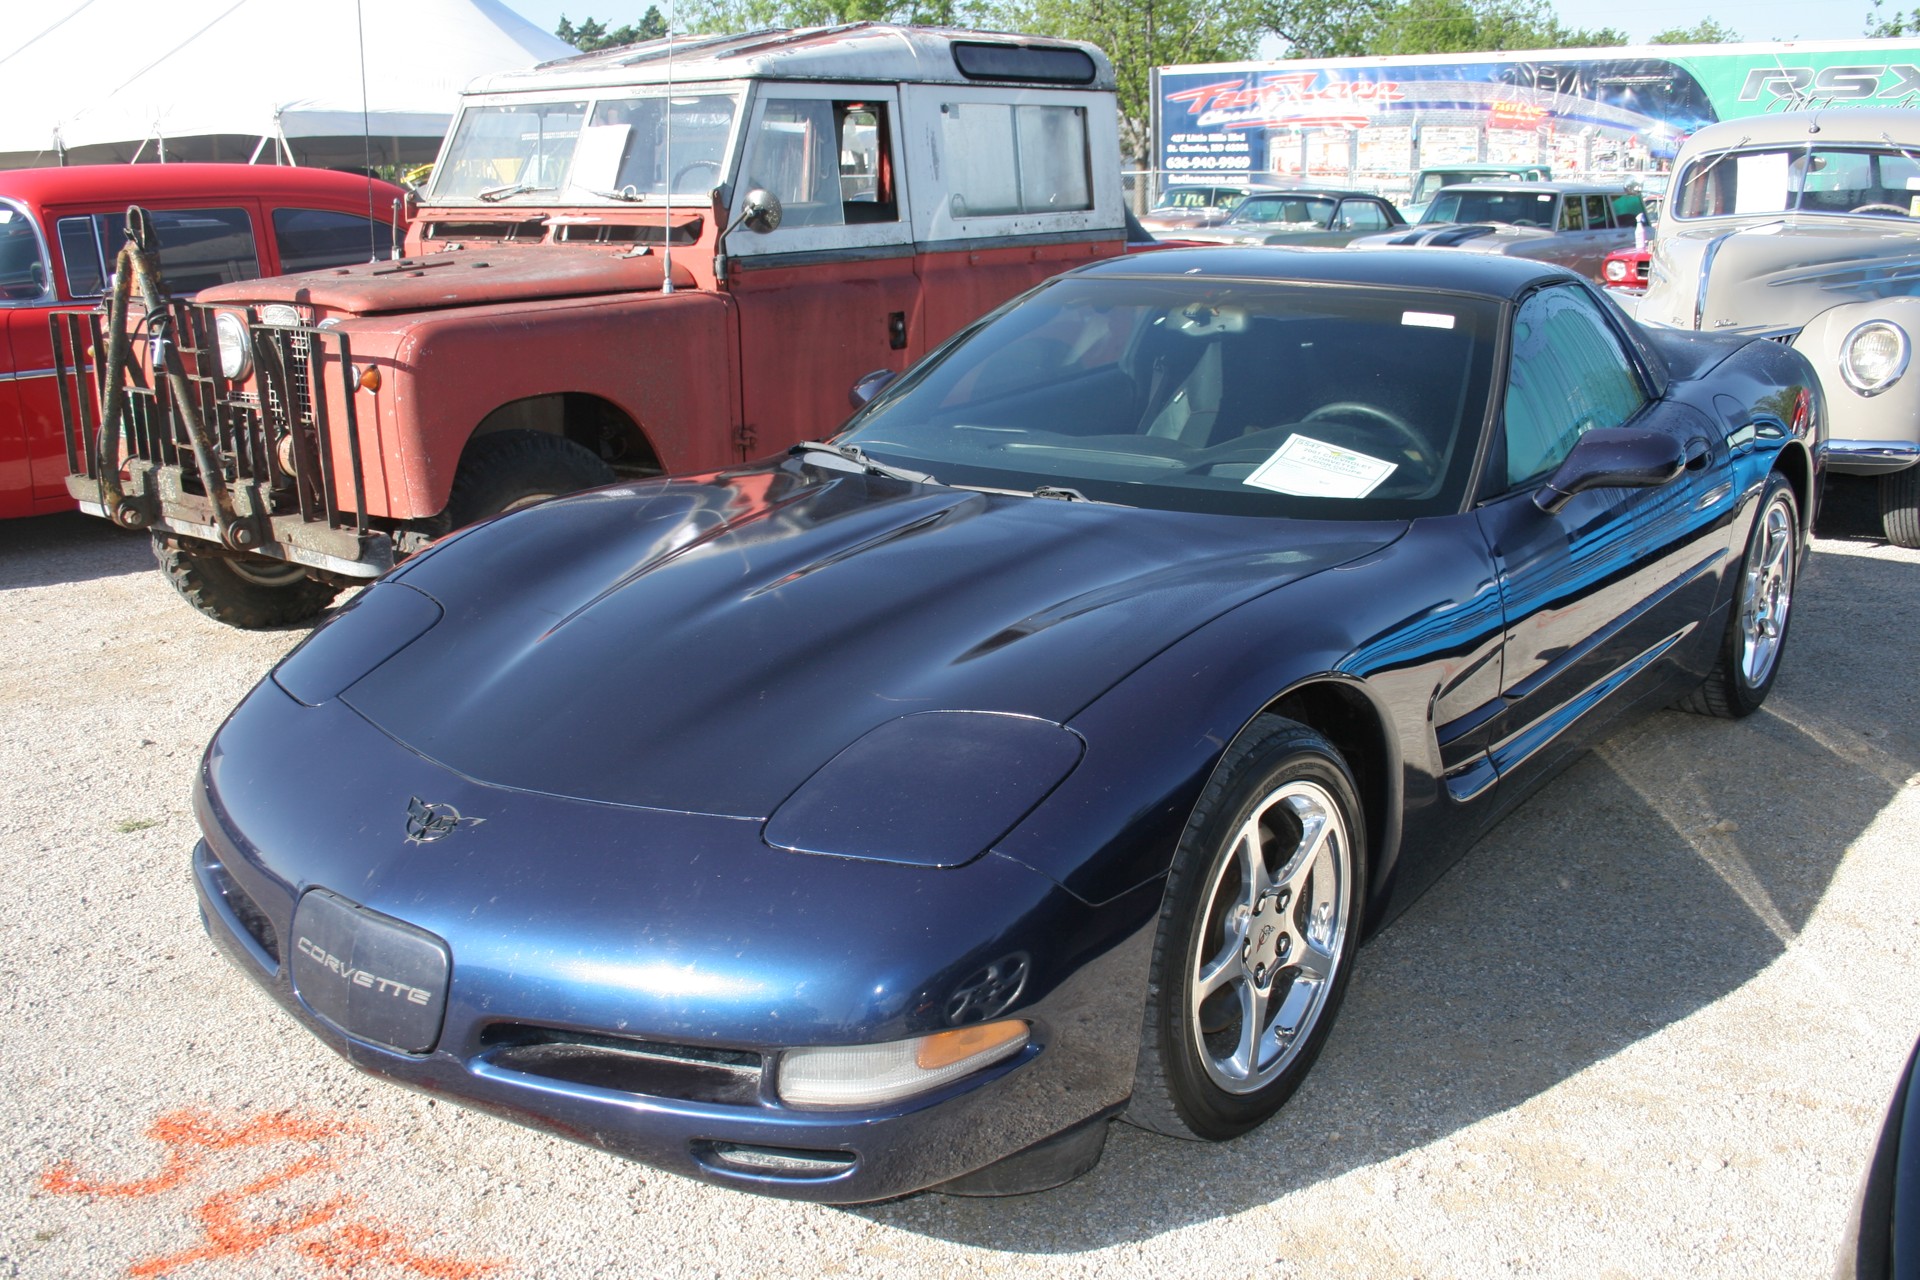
<box><xmin>724</xmin><ymin>84</ymin><xmax>920</xmax><ymax>456</ymax></box>
<box><xmin>1474</xmin><ymin>282</ymin><xmax>1726</xmax><ymax>790</ymax></box>
<box><xmin>1</xmin><ymin>200</ymin><xmax>59</xmax><ymax>517</ymax></box>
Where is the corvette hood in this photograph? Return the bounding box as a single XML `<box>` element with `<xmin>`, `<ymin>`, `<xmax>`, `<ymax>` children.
<box><xmin>1640</xmin><ymin>220</ymin><xmax>1920</xmax><ymax>332</ymax></box>
<box><xmin>339</xmin><ymin>459</ymin><xmax>1403</xmax><ymax>817</ymax></box>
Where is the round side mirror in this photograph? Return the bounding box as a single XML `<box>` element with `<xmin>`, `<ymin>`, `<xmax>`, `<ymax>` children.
<box><xmin>741</xmin><ymin>188</ymin><xmax>783</xmax><ymax>235</ymax></box>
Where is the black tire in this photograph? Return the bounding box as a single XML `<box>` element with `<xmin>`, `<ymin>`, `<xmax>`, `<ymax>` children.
<box><xmin>153</xmin><ymin>538</ymin><xmax>339</xmax><ymax>629</ymax></box>
<box><xmin>444</xmin><ymin>430</ymin><xmax>616</xmax><ymax>530</ymax></box>
<box><xmin>1678</xmin><ymin>471</ymin><xmax>1799</xmax><ymax>719</ymax></box>
<box><xmin>1880</xmin><ymin>465</ymin><xmax>1920</xmax><ymax>549</ymax></box>
<box><xmin>1128</xmin><ymin>716</ymin><xmax>1366</xmax><ymax>1141</ymax></box>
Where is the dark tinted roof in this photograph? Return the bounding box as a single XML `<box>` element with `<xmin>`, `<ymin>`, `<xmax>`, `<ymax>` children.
<box><xmin>1078</xmin><ymin>246</ymin><xmax>1575</xmax><ymax>301</ymax></box>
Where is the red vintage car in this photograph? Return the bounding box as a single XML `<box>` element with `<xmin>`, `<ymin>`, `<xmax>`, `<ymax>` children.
<box><xmin>0</xmin><ymin>164</ymin><xmax>404</xmax><ymax>519</ymax></box>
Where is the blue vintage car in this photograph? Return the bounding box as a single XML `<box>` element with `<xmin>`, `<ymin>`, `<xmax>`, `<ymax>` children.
<box><xmin>192</xmin><ymin>248</ymin><xmax>1822</xmax><ymax>1203</ymax></box>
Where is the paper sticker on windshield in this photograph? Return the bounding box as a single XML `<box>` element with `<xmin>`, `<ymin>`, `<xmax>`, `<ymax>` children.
<box><xmin>1243</xmin><ymin>434</ymin><xmax>1397</xmax><ymax>499</ymax></box>
<box><xmin>1402</xmin><ymin>311</ymin><xmax>1455</xmax><ymax>329</ymax></box>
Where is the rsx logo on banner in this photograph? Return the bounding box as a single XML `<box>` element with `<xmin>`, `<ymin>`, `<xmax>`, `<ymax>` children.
<box><xmin>1740</xmin><ymin>65</ymin><xmax>1920</xmax><ymax>103</ymax></box>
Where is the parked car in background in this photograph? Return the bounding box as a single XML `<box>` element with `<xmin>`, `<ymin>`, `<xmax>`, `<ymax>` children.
<box><xmin>57</xmin><ymin>25</ymin><xmax>1144</xmax><ymax>628</ymax></box>
<box><xmin>1177</xmin><ymin>188</ymin><xmax>1405</xmax><ymax>246</ymax></box>
<box><xmin>1835</xmin><ymin>1034</ymin><xmax>1920</xmax><ymax>1279</ymax></box>
<box><xmin>0</xmin><ymin>164</ymin><xmax>403</xmax><ymax>520</ymax></box>
<box><xmin>1401</xmin><ymin>162</ymin><xmax>1552</xmax><ymax>220</ymax></box>
<box><xmin>1638</xmin><ymin>107</ymin><xmax>1920</xmax><ymax>546</ymax></box>
<box><xmin>1349</xmin><ymin>181</ymin><xmax>1644</xmax><ymax>281</ymax></box>
<box><xmin>1137</xmin><ymin>182</ymin><xmax>1281</xmax><ymax>232</ymax></box>
<box><xmin>190</xmin><ymin>246</ymin><xmax>1818</xmax><ymax>1205</ymax></box>
<box><xmin>1601</xmin><ymin>244</ymin><xmax>1651</xmax><ymax>293</ymax></box>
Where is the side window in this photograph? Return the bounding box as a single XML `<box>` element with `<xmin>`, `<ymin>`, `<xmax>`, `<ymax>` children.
<box><xmin>56</xmin><ymin>216</ymin><xmax>106</xmax><ymax>297</ymax></box>
<box><xmin>743</xmin><ymin>98</ymin><xmax>897</xmax><ymax>228</ymax></box>
<box><xmin>272</xmin><ymin>208</ymin><xmax>395</xmax><ymax>273</ymax></box>
<box><xmin>1585</xmin><ymin>194</ymin><xmax>1613</xmax><ymax>228</ymax></box>
<box><xmin>1558</xmin><ymin>198</ymin><xmax>1585</xmax><ymax>231</ymax></box>
<box><xmin>70</xmin><ymin>208</ymin><xmax>258</xmax><ymax>297</ymax></box>
<box><xmin>940</xmin><ymin>102</ymin><xmax>1090</xmax><ymax>217</ymax></box>
<box><xmin>0</xmin><ymin>206</ymin><xmax>50</xmax><ymax>301</ymax></box>
<box><xmin>1504</xmin><ymin>285</ymin><xmax>1648</xmax><ymax>486</ymax></box>
<box><xmin>1339</xmin><ymin>200</ymin><xmax>1390</xmax><ymax>232</ymax></box>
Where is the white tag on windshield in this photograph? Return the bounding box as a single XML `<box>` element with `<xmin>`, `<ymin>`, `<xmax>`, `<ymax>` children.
<box><xmin>1243</xmin><ymin>434</ymin><xmax>1397</xmax><ymax>499</ymax></box>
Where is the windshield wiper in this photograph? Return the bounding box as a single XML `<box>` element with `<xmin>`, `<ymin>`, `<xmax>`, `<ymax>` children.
<box><xmin>789</xmin><ymin>440</ymin><xmax>935</xmax><ymax>484</ymax></box>
<box><xmin>475</xmin><ymin>182</ymin><xmax>553</xmax><ymax>202</ymax></box>
<box><xmin>1032</xmin><ymin>486</ymin><xmax>1092</xmax><ymax>501</ymax></box>
<box><xmin>584</xmin><ymin>185</ymin><xmax>646</xmax><ymax>202</ymax></box>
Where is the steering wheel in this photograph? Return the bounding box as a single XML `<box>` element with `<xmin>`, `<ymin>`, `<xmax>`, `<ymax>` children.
<box><xmin>1302</xmin><ymin>402</ymin><xmax>1441</xmax><ymax>473</ymax></box>
<box><xmin>673</xmin><ymin>160</ymin><xmax>721</xmax><ymax>191</ymax></box>
<box><xmin>1849</xmin><ymin>203</ymin><xmax>1911</xmax><ymax>217</ymax></box>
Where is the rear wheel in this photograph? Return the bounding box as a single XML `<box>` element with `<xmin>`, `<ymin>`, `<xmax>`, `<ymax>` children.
<box><xmin>1880</xmin><ymin>465</ymin><xmax>1920</xmax><ymax>549</ymax></box>
<box><xmin>153</xmin><ymin>538</ymin><xmax>339</xmax><ymax>629</ymax></box>
<box><xmin>1128</xmin><ymin>717</ymin><xmax>1365</xmax><ymax>1141</ymax></box>
<box><xmin>444</xmin><ymin>430</ymin><xmax>616</xmax><ymax>530</ymax></box>
<box><xmin>1678</xmin><ymin>471</ymin><xmax>1798</xmax><ymax>718</ymax></box>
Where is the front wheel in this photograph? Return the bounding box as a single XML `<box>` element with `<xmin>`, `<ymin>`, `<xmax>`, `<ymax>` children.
<box><xmin>1128</xmin><ymin>717</ymin><xmax>1366</xmax><ymax>1141</ymax></box>
<box><xmin>1880</xmin><ymin>464</ymin><xmax>1920</xmax><ymax>549</ymax></box>
<box><xmin>1678</xmin><ymin>471</ymin><xmax>1799</xmax><ymax>718</ymax></box>
<box><xmin>444</xmin><ymin>430</ymin><xmax>617</xmax><ymax>530</ymax></box>
<box><xmin>153</xmin><ymin>538</ymin><xmax>339</xmax><ymax>629</ymax></box>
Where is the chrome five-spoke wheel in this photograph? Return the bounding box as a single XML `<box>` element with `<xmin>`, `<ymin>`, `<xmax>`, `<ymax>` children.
<box><xmin>1130</xmin><ymin>716</ymin><xmax>1366</xmax><ymax>1140</ymax></box>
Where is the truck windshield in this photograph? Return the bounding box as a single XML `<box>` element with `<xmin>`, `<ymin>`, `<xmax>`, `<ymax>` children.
<box><xmin>433</xmin><ymin>92</ymin><xmax>742</xmax><ymax>203</ymax></box>
<box><xmin>1671</xmin><ymin>144</ymin><xmax>1920</xmax><ymax>221</ymax></box>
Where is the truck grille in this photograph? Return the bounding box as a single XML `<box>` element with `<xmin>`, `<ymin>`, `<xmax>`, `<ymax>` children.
<box><xmin>55</xmin><ymin>301</ymin><xmax>372</xmax><ymax>541</ymax></box>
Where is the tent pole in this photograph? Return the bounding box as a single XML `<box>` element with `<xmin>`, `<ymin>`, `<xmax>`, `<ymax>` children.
<box><xmin>249</xmin><ymin>136</ymin><xmax>270</xmax><ymax>164</ymax></box>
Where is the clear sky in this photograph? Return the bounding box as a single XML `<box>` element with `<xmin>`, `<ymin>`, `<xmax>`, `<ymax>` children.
<box><xmin>499</xmin><ymin>0</ymin><xmax>1876</xmax><ymax>47</ymax></box>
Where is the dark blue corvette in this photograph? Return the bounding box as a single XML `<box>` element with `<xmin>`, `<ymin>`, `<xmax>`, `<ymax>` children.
<box><xmin>193</xmin><ymin>249</ymin><xmax>1821</xmax><ymax>1203</ymax></box>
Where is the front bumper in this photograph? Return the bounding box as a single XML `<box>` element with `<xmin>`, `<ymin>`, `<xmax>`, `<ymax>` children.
<box><xmin>191</xmin><ymin>681</ymin><xmax>1155</xmax><ymax>1202</ymax></box>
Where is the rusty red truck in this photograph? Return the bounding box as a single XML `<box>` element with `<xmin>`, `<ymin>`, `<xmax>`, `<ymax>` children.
<box><xmin>58</xmin><ymin>24</ymin><xmax>1131</xmax><ymax>626</ymax></box>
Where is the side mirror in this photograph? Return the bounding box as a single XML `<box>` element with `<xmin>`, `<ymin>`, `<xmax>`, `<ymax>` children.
<box><xmin>740</xmin><ymin>188</ymin><xmax>783</xmax><ymax>235</ymax></box>
<box><xmin>848</xmin><ymin>368</ymin><xmax>898</xmax><ymax>410</ymax></box>
<box><xmin>1533</xmin><ymin>427</ymin><xmax>1685</xmax><ymax>514</ymax></box>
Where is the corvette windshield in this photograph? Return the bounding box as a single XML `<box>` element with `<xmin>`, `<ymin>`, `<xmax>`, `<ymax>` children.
<box><xmin>841</xmin><ymin>276</ymin><xmax>1499</xmax><ymax>519</ymax></box>
<box><xmin>1671</xmin><ymin>144</ymin><xmax>1920</xmax><ymax>221</ymax></box>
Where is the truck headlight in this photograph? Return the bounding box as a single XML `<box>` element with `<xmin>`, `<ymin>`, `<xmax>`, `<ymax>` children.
<box><xmin>214</xmin><ymin>311</ymin><xmax>252</xmax><ymax>380</ymax></box>
<box><xmin>778</xmin><ymin>1021</ymin><xmax>1029</xmax><ymax>1109</ymax></box>
<box><xmin>1840</xmin><ymin>321</ymin><xmax>1909</xmax><ymax>396</ymax></box>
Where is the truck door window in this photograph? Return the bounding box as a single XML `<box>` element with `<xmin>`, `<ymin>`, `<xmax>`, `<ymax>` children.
<box><xmin>272</xmin><ymin>209</ymin><xmax>396</xmax><ymax>273</ymax></box>
<box><xmin>939</xmin><ymin>103</ymin><xmax>1091</xmax><ymax>217</ymax></box>
<box><xmin>58</xmin><ymin>208</ymin><xmax>258</xmax><ymax>297</ymax></box>
<box><xmin>743</xmin><ymin>98</ymin><xmax>897</xmax><ymax>226</ymax></box>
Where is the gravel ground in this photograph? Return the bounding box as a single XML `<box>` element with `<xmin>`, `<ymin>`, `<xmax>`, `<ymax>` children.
<box><xmin>2</xmin><ymin>478</ymin><xmax>1916</xmax><ymax>1280</ymax></box>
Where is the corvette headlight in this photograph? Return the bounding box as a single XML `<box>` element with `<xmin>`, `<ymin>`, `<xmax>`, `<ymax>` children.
<box><xmin>1840</xmin><ymin>321</ymin><xmax>1909</xmax><ymax>396</ymax></box>
<box><xmin>778</xmin><ymin>1021</ymin><xmax>1029</xmax><ymax>1109</ymax></box>
<box><xmin>214</xmin><ymin>311</ymin><xmax>252</xmax><ymax>380</ymax></box>
<box><xmin>763</xmin><ymin>711</ymin><xmax>1083</xmax><ymax>868</ymax></box>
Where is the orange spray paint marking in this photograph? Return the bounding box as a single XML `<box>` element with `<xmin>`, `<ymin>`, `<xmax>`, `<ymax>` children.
<box><xmin>41</xmin><ymin>1107</ymin><xmax>505</xmax><ymax>1278</ymax></box>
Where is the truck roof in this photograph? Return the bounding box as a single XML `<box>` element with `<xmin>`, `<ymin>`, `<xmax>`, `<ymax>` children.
<box><xmin>0</xmin><ymin>163</ymin><xmax>403</xmax><ymax>209</ymax></box>
<box><xmin>1678</xmin><ymin>106</ymin><xmax>1920</xmax><ymax>152</ymax></box>
<box><xmin>464</xmin><ymin>22</ymin><xmax>1116</xmax><ymax>95</ymax></box>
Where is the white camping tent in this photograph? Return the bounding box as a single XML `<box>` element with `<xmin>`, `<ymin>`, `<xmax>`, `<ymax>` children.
<box><xmin>0</xmin><ymin>0</ymin><xmax>574</xmax><ymax>170</ymax></box>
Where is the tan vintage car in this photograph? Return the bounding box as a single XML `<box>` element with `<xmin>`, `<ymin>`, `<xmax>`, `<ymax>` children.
<box><xmin>1640</xmin><ymin>107</ymin><xmax>1920</xmax><ymax>545</ymax></box>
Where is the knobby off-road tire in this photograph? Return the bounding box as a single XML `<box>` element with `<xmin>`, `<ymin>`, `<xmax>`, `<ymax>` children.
<box><xmin>1128</xmin><ymin>716</ymin><xmax>1367</xmax><ymax>1141</ymax></box>
<box><xmin>444</xmin><ymin>430</ymin><xmax>616</xmax><ymax>530</ymax></box>
<box><xmin>153</xmin><ymin>538</ymin><xmax>339</xmax><ymax>629</ymax></box>
<box><xmin>1880</xmin><ymin>465</ymin><xmax>1920</xmax><ymax>550</ymax></box>
<box><xmin>1678</xmin><ymin>470</ymin><xmax>1799</xmax><ymax>719</ymax></box>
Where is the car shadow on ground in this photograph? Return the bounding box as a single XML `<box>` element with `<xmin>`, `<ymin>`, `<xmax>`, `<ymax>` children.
<box><xmin>861</xmin><ymin>542</ymin><xmax>1918</xmax><ymax>1250</ymax></box>
<box><xmin>0</xmin><ymin>511</ymin><xmax>152</xmax><ymax>588</ymax></box>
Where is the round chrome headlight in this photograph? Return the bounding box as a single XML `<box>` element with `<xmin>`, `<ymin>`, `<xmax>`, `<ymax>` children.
<box><xmin>1840</xmin><ymin>321</ymin><xmax>1909</xmax><ymax>396</ymax></box>
<box><xmin>213</xmin><ymin>311</ymin><xmax>252</xmax><ymax>381</ymax></box>
<box><xmin>1604</xmin><ymin>258</ymin><xmax>1628</xmax><ymax>282</ymax></box>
